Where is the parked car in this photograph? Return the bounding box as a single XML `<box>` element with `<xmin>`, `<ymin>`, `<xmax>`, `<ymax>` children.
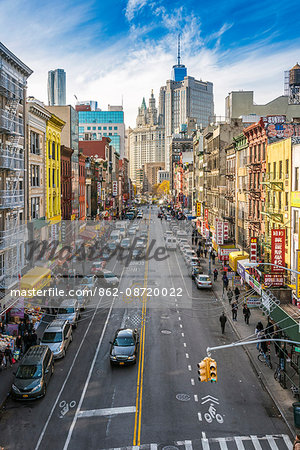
<box><xmin>56</xmin><ymin>299</ymin><xmax>80</xmax><ymax>328</ymax></box>
<box><xmin>40</xmin><ymin>320</ymin><xmax>72</xmax><ymax>359</ymax></box>
<box><xmin>98</xmin><ymin>270</ymin><xmax>119</xmax><ymax>286</ymax></box>
<box><xmin>188</xmin><ymin>265</ymin><xmax>203</xmax><ymax>279</ymax></box>
<box><xmin>11</xmin><ymin>345</ymin><xmax>54</xmax><ymax>400</ymax></box>
<box><xmin>164</xmin><ymin>231</ymin><xmax>173</xmax><ymax>241</ymax></box>
<box><xmin>120</xmin><ymin>238</ymin><xmax>131</xmax><ymax>249</ymax></box>
<box><xmin>194</xmin><ymin>274</ymin><xmax>212</xmax><ymax>289</ymax></box>
<box><xmin>165</xmin><ymin>236</ymin><xmax>177</xmax><ymax>250</ymax></box>
<box><xmin>110</xmin><ymin>328</ymin><xmax>139</xmax><ymax>365</ymax></box>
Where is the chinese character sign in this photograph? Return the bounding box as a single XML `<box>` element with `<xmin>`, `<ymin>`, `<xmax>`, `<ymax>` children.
<box><xmin>271</xmin><ymin>229</ymin><xmax>285</xmax><ymax>272</ymax></box>
<box><xmin>196</xmin><ymin>202</ymin><xmax>201</xmax><ymax>217</ymax></box>
<box><xmin>223</xmin><ymin>222</ymin><xmax>229</xmax><ymax>240</ymax></box>
<box><xmin>250</xmin><ymin>237</ymin><xmax>257</xmax><ymax>263</ymax></box>
<box><xmin>113</xmin><ymin>181</ymin><xmax>118</xmax><ymax>196</ymax></box>
<box><xmin>216</xmin><ymin>221</ymin><xmax>223</xmax><ymax>245</ymax></box>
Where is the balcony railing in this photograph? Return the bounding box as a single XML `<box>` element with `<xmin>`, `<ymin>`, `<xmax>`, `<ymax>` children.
<box><xmin>0</xmin><ymin>109</ymin><xmax>23</xmax><ymax>135</ymax></box>
<box><xmin>0</xmin><ymin>224</ymin><xmax>26</xmax><ymax>249</ymax></box>
<box><xmin>0</xmin><ymin>145</ymin><xmax>24</xmax><ymax>170</ymax></box>
<box><xmin>0</xmin><ymin>190</ymin><xmax>24</xmax><ymax>209</ymax></box>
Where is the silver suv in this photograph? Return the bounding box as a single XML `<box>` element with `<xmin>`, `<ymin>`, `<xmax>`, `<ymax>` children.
<box><xmin>40</xmin><ymin>320</ymin><xmax>72</xmax><ymax>359</ymax></box>
<box><xmin>56</xmin><ymin>299</ymin><xmax>80</xmax><ymax>328</ymax></box>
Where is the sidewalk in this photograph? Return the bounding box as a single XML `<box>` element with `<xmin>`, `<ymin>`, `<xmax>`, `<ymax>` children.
<box><xmin>201</xmin><ymin>255</ymin><xmax>297</xmax><ymax>437</ymax></box>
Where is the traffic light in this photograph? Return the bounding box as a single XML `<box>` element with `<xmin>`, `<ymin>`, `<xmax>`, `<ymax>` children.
<box><xmin>208</xmin><ymin>357</ymin><xmax>217</xmax><ymax>382</ymax></box>
<box><xmin>197</xmin><ymin>358</ymin><xmax>209</xmax><ymax>382</ymax></box>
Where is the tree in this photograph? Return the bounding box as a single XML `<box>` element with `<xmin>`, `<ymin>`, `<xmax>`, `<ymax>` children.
<box><xmin>157</xmin><ymin>180</ymin><xmax>170</xmax><ymax>196</ymax></box>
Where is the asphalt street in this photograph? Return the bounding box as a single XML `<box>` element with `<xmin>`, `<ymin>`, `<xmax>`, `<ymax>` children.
<box><xmin>0</xmin><ymin>206</ymin><xmax>294</xmax><ymax>450</ymax></box>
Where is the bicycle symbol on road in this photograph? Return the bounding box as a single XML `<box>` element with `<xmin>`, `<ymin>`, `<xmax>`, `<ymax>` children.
<box><xmin>200</xmin><ymin>395</ymin><xmax>224</xmax><ymax>424</ymax></box>
<box><xmin>59</xmin><ymin>400</ymin><xmax>76</xmax><ymax>418</ymax></box>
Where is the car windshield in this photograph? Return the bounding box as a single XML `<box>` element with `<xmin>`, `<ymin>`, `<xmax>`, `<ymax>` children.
<box><xmin>42</xmin><ymin>332</ymin><xmax>62</xmax><ymax>343</ymax></box>
<box><xmin>16</xmin><ymin>364</ymin><xmax>42</xmax><ymax>379</ymax></box>
<box><xmin>57</xmin><ymin>307</ymin><xmax>75</xmax><ymax>314</ymax></box>
<box><xmin>104</xmin><ymin>272</ymin><xmax>115</xmax><ymax>278</ymax></box>
<box><xmin>113</xmin><ymin>336</ymin><xmax>135</xmax><ymax>346</ymax></box>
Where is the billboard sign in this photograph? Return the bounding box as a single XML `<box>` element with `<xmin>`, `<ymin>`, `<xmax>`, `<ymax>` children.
<box><xmin>271</xmin><ymin>229</ymin><xmax>285</xmax><ymax>272</ymax></box>
<box><xmin>264</xmin><ymin>274</ymin><xmax>285</xmax><ymax>287</ymax></box>
<box><xmin>196</xmin><ymin>202</ymin><xmax>201</xmax><ymax>217</ymax></box>
<box><xmin>113</xmin><ymin>181</ymin><xmax>118</xmax><ymax>196</ymax></box>
<box><xmin>250</xmin><ymin>237</ymin><xmax>257</xmax><ymax>263</ymax></box>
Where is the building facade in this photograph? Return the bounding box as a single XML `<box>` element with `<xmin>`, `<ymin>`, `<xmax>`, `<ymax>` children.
<box><xmin>78</xmin><ymin>153</ymin><xmax>86</xmax><ymax>220</ymax></box>
<box><xmin>0</xmin><ymin>42</ymin><xmax>32</xmax><ymax>289</ymax></box>
<box><xmin>143</xmin><ymin>162</ymin><xmax>165</xmax><ymax>193</ymax></box>
<box><xmin>47</xmin><ymin>69</ymin><xmax>66</xmax><ymax>106</ymax></box>
<box><xmin>61</xmin><ymin>145</ymin><xmax>73</xmax><ymax>220</ymax></box>
<box><xmin>26</xmin><ymin>98</ymin><xmax>51</xmax><ymax>222</ymax></box>
<box><xmin>77</xmin><ymin>103</ymin><xmax>125</xmax><ymax>158</ymax></box>
<box><xmin>46</xmin><ymin>114</ymin><xmax>65</xmax><ymax>221</ymax></box>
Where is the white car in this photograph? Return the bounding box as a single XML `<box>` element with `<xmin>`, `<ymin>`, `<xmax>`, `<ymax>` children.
<box><xmin>165</xmin><ymin>237</ymin><xmax>177</xmax><ymax>250</ymax></box>
<box><xmin>120</xmin><ymin>238</ymin><xmax>131</xmax><ymax>249</ymax></box>
<box><xmin>164</xmin><ymin>231</ymin><xmax>173</xmax><ymax>241</ymax></box>
<box><xmin>128</xmin><ymin>227</ymin><xmax>137</xmax><ymax>236</ymax></box>
<box><xmin>195</xmin><ymin>274</ymin><xmax>212</xmax><ymax>289</ymax></box>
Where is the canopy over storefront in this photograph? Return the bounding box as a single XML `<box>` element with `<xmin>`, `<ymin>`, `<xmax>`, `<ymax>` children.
<box><xmin>229</xmin><ymin>251</ymin><xmax>249</xmax><ymax>272</ymax></box>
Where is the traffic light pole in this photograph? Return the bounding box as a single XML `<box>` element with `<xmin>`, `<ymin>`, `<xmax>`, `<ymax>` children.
<box><xmin>206</xmin><ymin>339</ymin><xmax>300</xmax><ymax>356</ymax></box>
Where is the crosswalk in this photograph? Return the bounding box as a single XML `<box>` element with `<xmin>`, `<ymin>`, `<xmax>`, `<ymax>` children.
<box><xmin>104</xmin><ymin>434</ymin><xmax>293</xmax><ymax>450</ymax></box>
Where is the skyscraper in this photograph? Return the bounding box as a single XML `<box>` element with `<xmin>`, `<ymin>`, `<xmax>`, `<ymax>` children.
<box><xmin>47</xmin><ymin>69</ymin><xmax>66</xmax><ymax>106</ymax></box>
<box><xmin>161</xmin><ymin>39</ymin><xmax>214</xmax><ymax>171</ymax></box>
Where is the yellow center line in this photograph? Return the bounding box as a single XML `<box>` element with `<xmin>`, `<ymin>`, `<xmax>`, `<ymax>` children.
<box><xmin>133</xmin><ymin>208</ymin><xmax>151</xmax><ymax>446</ymax></box>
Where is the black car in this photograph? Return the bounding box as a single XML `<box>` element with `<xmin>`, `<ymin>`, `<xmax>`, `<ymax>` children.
<box><xmin>110</xmin><ymin>328</ymin><xmax>139</xmax><ymax>365</ymax></box>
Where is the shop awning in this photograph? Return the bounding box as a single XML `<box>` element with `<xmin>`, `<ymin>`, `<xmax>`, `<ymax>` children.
<box><xmin>229</xmin><ymin>251</ymin><xmax>249</xmax><ymax>272</ymax></box>
<box><xmin>21</xmin><ymin>266</ymin><xmax>51</xmax><ymax>294</ymax></box>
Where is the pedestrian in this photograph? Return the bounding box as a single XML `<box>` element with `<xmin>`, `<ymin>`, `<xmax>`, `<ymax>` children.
<box><xmin>255</xmin><ymin>321</ymin><xmax>264</xmax><ymax>350</ymax></box>
<box><xmin>30</xmin><ymin>330</ymin><xmax>38</xmax><ymax>347</ymax></box>
<box><xmin>293</xmin><ymin>435</ymin><xmax>300</xmax><ymax>450</ymax></box>
<box><xmin>242</xmin><ymin>304</ymin><xmax>251</xmax><ymax>324</ymax></box>
<box><xmin>15</xmin><ymin>335</ymin><xmax>23</xmax><ymax>353</ymax></box>
<box><xmin>260</xmin><ymin>332</ymin><xmax>269</xmax><ymax>357</ymax></box>
<box><xmin>196</xmin><ymin>247</ymin><xmax>200</xmax><ymax>258</ymax></box>
<box><xmin>211</xmin><ymin>251</ymin><xmax>216</xmax><ymax>265</ymax></box>
<box><xmin>222</xmin><ymin>273</ymin><xmax>229</xmax><ymax>291</ymax></box>
<box><xmin>227</xmin><ymin>288</ymin><xmax>233</xmax><ymax>304</ymax></box>
<box><xmin>204</xmin><ymin>248</ymin><xmax>207</xmax><ymax>258</ymax></box>
<box><xmin>23</xmin><ymin>331</ymin><xmax>30</xmax><ymax>353</ymax></box>
<box><xmin>265</xmin><ymin>318</ymin><xmax>274</xmax><ymax>339</ymax></box>
<box><xmin>195</xmin><ymin>236</ymin><xmax>198</xmax><ymax>246</ymax></box>
<box><xmin>219</xmin><ymin>312</ymin><xmax>227</xmax><ymax>334</ymax></box>
<box><xmin>4</xmin><ymin>345</ymin><xmax>13</xmax><ymax>367</ymax></box>
<box><xmin>18</xmin><ymin>320</ymin><xmax>25</xmax><ymax>337</ymax></box>
<box><xmin>231</xmin><ymin>301</ymin><xmax>238</xmax><ymax>321</ymax></box>
<box><xmin>234</xmin><ymin>286</ymin><xmax>240</xmax><ymax>302</ymax></box>
<box><xmin>213</xmin><ymin>268</ymin><xmax>218</xmax><ymax>281</ymax></box>
<box><xmin>199</xmin><ymin>247</ymin><xmax>203</xmax><ymax>258</ymax></box>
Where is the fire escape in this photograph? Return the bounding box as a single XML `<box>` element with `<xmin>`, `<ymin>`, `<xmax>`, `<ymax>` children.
<box><xmin>0</xmin><ymin>64</ymin><xmax>26</xmax><ymax>289</ymax></box>
<box><xmin>246</xmin><ymin>160</ymin><xmax>262</xmax><ymax>230</ymax></box>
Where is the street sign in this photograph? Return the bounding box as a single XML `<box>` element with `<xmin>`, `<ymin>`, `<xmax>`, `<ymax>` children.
<box><xmin>295</xmin><ymin>347</ymin><xmax>300</xmax><ymax>353</ymax></box>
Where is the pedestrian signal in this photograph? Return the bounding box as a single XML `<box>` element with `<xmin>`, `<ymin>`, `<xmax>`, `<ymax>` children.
<box><xmin>208</xmin><ymin>358</ymin><xmax>217</xmax><ymax>382</ymax></box>
<box><xmin>197</xmin><ymin>358</ymin><xmax>209</xmax><ymax>382</ymax></box>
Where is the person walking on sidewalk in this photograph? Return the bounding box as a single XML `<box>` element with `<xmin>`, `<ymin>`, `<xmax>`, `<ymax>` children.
<box><xmin>211</xmin><ymin>251</ymin><xmax>216</xmax><ymax>265</ymax></box>
<box><xmin>234</xmin><ymin>286</ymin><xmax>240</xmax><ymax>302</ymax></box>
<box><xmin>227</xmin><ymin>288</ymin><xmax>233</xmax><ymax>304</ymax></box>
<box><xmin>204</xmin><ymin>248</ymin><xmax>207</xmax><ymax>258</ymax></box>
<box><xmin>219</xmin><ymin>312</ymin><xmax>227</xmax><ymax>334</ymax></box>
<box><xmin>255</xmin><ymin>321</ymin><xmax>264</xmax><ymax>350</ymax></box>
<box><xmin>242</xmin><ymin>304</ymin><xmax>251</xmax><ymax>324</ymax></box>
<box><xmin>4</xmin><ymin>345</ymin><xmax>13</xmax><ymax>368</ymax></box>
<box><xmin>213</xmin><ymin>268</ymin><xmax>218</xmax><ymax>282</ymax></box>
<box><xmin>15</xmin><ymin>335</ymin><xmax>23</xmax><ymax>354</ymax></box>
<box><xmin>231</xmin><ymin>301</ymin><xmax>238</xmax><ymax>321</ymax></box>
<box><xmin>222</xmin><ymin>273</ymin><xmax>229</xmax><ymax>291</ymax></box>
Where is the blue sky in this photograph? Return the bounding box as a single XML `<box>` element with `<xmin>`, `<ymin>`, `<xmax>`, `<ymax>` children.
<box><xmin>1</xmin><ymin>0</ymin><xmax>300</xmax><ymax>126</ymax></box>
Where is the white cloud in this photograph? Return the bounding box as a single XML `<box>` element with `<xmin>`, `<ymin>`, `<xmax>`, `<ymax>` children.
<box><xmin>125</xmin><ymin>0</ymin><xmax>149</xmax><ymax>21</ymax></box>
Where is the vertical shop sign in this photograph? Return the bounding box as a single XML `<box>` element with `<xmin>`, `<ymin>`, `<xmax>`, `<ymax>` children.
<box><xmin>271</xmin><ymin>229</ymin><xmax>285</xmax><ymax>272</ymax></box>
<box><xmin>250</xmin><ymin>237</ymin><xmax>257</xmax><ymax>263</ymax></box>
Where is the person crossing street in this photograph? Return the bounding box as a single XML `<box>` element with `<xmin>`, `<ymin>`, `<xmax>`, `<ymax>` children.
<box><xmin>219</xmin><ymin>312</ymin><xmax>227</xmax><ymax>334</ymax></box>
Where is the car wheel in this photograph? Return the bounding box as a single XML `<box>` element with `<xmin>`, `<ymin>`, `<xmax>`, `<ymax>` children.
<box><xmin>73</xmin><ymin>322</ymin><xmax>78</xmax><ymax>329</ymax></box>
<box><xmin>62</xmin><ymin>349</ymin><xmax>66</xmax><ymax>358</ymax></box>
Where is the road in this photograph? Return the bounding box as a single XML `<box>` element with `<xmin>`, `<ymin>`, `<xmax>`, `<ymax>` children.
<box><xmin>0</xmin><ymin>206</ymin><xmax>293</xmax><ymax>450</ymax></box>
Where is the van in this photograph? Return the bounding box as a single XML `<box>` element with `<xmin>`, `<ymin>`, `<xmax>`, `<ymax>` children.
<box><xmin>56</xmin><ymin>299</ymin><xmax>80</xmax><ymax>328</ymax></box>
<box><xmin>11</xmin><ymin>345</ymin><xmax>54</xmax><ymax>400</ymax></box>
<box><xmin>165</xmin><ymin>237</ymin><xmax>177</xmax><ymax>250</ymax></box>
<box><xmin>40</xmin><ymin>319</ymin><xmax>72</xmax><ymax>359</ymax></box>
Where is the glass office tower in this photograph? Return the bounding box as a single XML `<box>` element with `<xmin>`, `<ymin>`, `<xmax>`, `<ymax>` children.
<box><xmin>47</xmin><ymin>69</ymin><xmax>66</xmax><ymax>106</ymax></box>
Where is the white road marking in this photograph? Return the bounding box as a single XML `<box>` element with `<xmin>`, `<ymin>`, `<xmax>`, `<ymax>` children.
<box><xmin>183</xmin><ymin>343</ymin><xmax>187</xmax><ymax>347</ymax></box>
<box><xmin>266</xmin><ymin>435</ymin><xmax>279</xmax><ymax>450</ymax></box>
<box><xmin>177</xmin><ymin>310</ymin><xmax>179</xmax><ymax>314</ymax></box>
<box><xmin>250</xmin><ymin>436</ymin><xmax>263</xmax><ymax>450</ymax></box>
<box><xmin>201</xmin><ymin>437</ymin><xmax>210</xmax><ymax>450</ymax></box>
<box><xmin>202</xmin><ymin>432</ymin><xmax>207</xmax><ymax>438</ymax></box>
<box><xmin>150</xmin><ymin>445</ymin><xmax>158</xmax><ymax>450</ymax></box>
<box><xmin>194</xmin><ymin>394</ymin><xmax>198</xmax><ymax>402</ymax></box>
<box><xmin>180</xmin><ymin>324</ymin><xmax>183</xmax><ymax>328</ymax></box>
<box><xmin>34</xmin><ymin>262</ymin><xmax>122</xmax><ymax>450</ymax></box>
<box><xmin>178</xmin><ymin>316</ymin><xmax>181</xmax><ymax>321</ymax></box>
<box><xmin>188</xmin><ymin>365</ymin><xmax>192</xmax><ymax>371</ymax></box>
<box><xmin>217</xmin><ymin>438</ymin><xmax>228</xmax><ymax>450</ymax></box>
<box><xmin>78</xmin><ymin>406</ymin><xmax>136</xmax><ymax>418</ymax></box>
<box><xmin>184</xmin><ymin>440</ymin><xmax>193</xmax><ymax>450</ymax></box>
<box><xmin>186</xmin><ymin>353</ymin><xmax>189</xmax><ymax>359</ymax></box>
<box><xmin>198</xmin><ymin>412</ymin><xmax>202</xmax><ymax>421</ymax></box>
<box><xmin>234</xmin><ymin>436</ymin><xmax>245</xmax><ymax>450</ymax></box>
<box><xmin>191</xmin><ymin>378</ymin><xmax>195</xmax><ymax>385</ymax></box>
<box><xmin>281</xmin><ymin>434</ymin><xmax>293</xmax><ymax>450</ymax></box>
<box><xmin>182</xmin><ymin>332</ymin><xmax>185</xmax><ymax>337</ymax></box>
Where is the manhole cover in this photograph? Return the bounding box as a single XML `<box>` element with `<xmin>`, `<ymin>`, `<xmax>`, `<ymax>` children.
<box><xmin>161</xmin><ymin>329</ymin><xmax>171</xmax><ymax>334</ymax></box>
<box><xmin>162</xmin><ymin>447</ymin><xmax>179</xmax><ymax>450</ymax></box>
<box><xmin>176</xmin><ymin>393</ymin><xmax>191</xmax><ymax>401</ymax></box>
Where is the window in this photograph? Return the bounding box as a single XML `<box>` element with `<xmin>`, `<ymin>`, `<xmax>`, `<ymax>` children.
<box><xmin>103</xmin><ymin>126</ymin><xmax>107</xmax><ymax>130</ymax></box>
<box><xmin>30</xmin><ymin>132</ymin><xmax>40</xmax><ymax>154</ymax></box>
<box><xmin>279</xmin><ymin>161</ymin><xmax>282</xmax><ymax>179</ymax></box>
<box><xmin>262</xmin><ymin>143</ymin><xmax>266</xmax><ymax>160</ymax></box>
<box><xmin>285</xmin><ymin>159</ymin><xmax>289</xmax><ymax>177</ymax></box>
<box><xmin>278</xmin><ymin>192</ymin><xmax>282</xmax><ymax>210</ymax></box>
<box><xmin>52</xmin><ymin>142</ymin><xmax>56</xmax><ymax>160</ymax></box>
<box><xmin>98</xmin><ymin>127</ymin><xmax>101</xmax><ymax>130</ymax></box>
<box><xmin>109</xmin><ymin>126</ymin><xmax>112</xmax><ymax>130</ymax></box>
<box><xmin>295</xmin><ymin>167</ymin><xmax>299</xmax><ymax>191</ymax></box>
<box><xmin>294</xmin><ymin>210</ymin><xmax>299</xmax><ymax>233</ymax></box>
<box><xmin>31</xmin><ymin>165</ymin><xmax>40</xmax><ymax>187</ymax></box>
<box><xmin>52</xmin><ymin>168</ymin><xmax>55</xmax><ymax>188</ymax></box>
<box><xmin>92</xmin><ymin>127</ymin><xmax>96</xmax><ymax>130</ymax></box>
<box><xmin>285</xmin><ymin>192</ymin><xmax>289</xmax><ymax>208</ymax></box>
<box><xmin>87</xmin><ymin>127</ymin><xmax>91</xmax><ymax>130</ymax></box>
<box><xmin>273</xmin><ymin>162</ymin><xmax>276</xmax><ymax>179</ymax></box>
<box><xmin>114</xmin><ymin>126</ymin><xmax>117</xmax><ymax>130</ymax></box>
<box><xmin>31</xmin><ymin>197</ymin><xmax>39</xmax><ymax>219</ymax></box>
<box><xmin>49</xmin><ymin>168</ymin><xmax>50</xmax><ymax>187</ymax></box>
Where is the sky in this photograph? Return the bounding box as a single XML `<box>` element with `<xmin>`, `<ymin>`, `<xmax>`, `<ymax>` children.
<box><xmin>1</xmin><ymin>0</ymin><xmax>300</xmax><ymax>128</ymax></box>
